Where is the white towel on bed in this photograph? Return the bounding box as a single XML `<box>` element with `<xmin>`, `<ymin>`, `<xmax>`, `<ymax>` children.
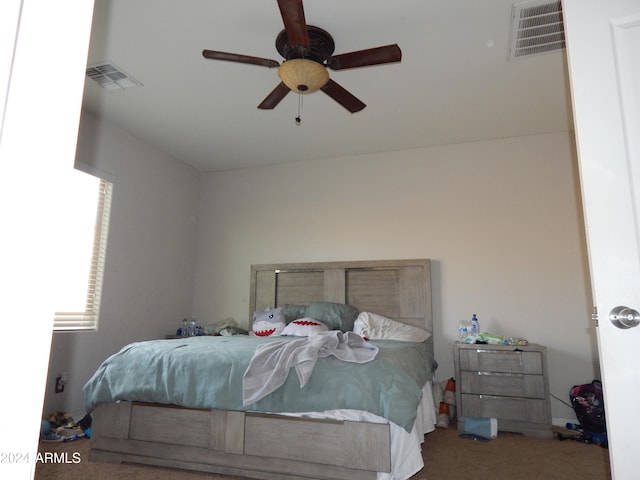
<box><xmin>243</xmin><ymin>330</ymin><xmax>379</xmax><ymax>405</ymax></box>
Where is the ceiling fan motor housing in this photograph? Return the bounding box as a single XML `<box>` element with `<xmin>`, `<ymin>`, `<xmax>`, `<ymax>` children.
<box><xmin>275</xmin><ymin>25</ymin><xmax>336</xmax><ymax>63</ymax></box>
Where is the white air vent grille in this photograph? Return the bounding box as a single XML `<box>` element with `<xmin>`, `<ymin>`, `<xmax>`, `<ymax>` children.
<box><xmin>509</xmin><ymin>0</ymin><xmax>565</xmax><ymax>60</ymax></box>
<box><xmin>86</xmin><ymin>62</ymin><xmax>142</xmax><ymax>90</ymax></box>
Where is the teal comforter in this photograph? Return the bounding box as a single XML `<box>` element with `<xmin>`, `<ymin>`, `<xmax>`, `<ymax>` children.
<box><xmin>82</xmin><ymin>335</ymin><xmax>435</xmax><ymax>432</ymax></box>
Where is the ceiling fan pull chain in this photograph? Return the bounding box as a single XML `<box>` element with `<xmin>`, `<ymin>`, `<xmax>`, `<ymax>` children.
<box><xmin>295</xmin><ymin>91</ymin><xmax>303</xmax><ymax>125</ymax></box>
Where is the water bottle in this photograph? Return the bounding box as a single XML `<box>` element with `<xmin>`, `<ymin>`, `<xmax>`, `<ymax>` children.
<box><xmin>188</xmin><ymin>318</ymin><xmax>197</xmax><ymax>337</ymax></box>
<box><xmin>471</xmin><ymin>314</ymin><xmax>479</xmax><ymax>336</ymax></box>
<box><xmin>457</xmin><ymin>320</ymin><xmax>467</xmax><ymax>342</ymax></box>
<box><xmin>182</xmin><ymin>318</ymin><xmax>189</xmax><ymax>337</ymax></box>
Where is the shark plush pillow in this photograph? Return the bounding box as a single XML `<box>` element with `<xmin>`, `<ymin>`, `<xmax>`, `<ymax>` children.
<box><xmin>281</xmin><ymin>317</ymin><xmax>329</xmax><ymax>337</ymax></box>
<box><xmin>251</xmin><ymin>307</ymin><xmax>286</xmax><ymax>337</ymax></box>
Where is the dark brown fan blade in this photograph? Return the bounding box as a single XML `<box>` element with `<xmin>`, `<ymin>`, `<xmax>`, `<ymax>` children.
<box><xmin>327</xmin><ymin>44</ymin><xmax>402</xmax><ymax>70</ymax></box>
<box><xmin>277</xmin><ymin>0</ymin><xmax>309</xmax><ymax>49</ymax></box>
<box><xmin>257</xmin><ymin>82</ymin><xmax>291</xmax><ymax>109</ymax></box>
<box><xmin>320</xmin><ymin>79</ymin><xmax>366</xmax><ymax>113</ymax></box>
<box><xmin>202</xmin><ymin>50</ymin><xmax>280</xmax><ymax>68</ymax></box>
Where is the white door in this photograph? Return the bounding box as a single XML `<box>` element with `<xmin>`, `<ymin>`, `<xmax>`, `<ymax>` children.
<box><xmin>562</xmin><ymin>0</ymin><xmax>640</xmax><ymax>478</ymax></box>
<box><xmin>0</xmin><ymin>1</ymin><xmax>94</xmax><ymax>479</ymax></box>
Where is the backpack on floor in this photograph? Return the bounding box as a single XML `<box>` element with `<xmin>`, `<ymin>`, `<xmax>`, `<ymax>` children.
<box><xmin>557</xmin><ymin>379</ymin><xmax>608</xmax><ymax>447</ymax></box>
<box><xmin>569</xmin><ymin>379</ymin><xmax>606</xmax><ymax>435</ymax></box>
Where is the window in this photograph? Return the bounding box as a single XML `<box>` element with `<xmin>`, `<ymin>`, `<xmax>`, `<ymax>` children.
<box><xmin>53</xmin><ymin>168</ymin><xmax>112</xmax><ymax>331</ymax></box>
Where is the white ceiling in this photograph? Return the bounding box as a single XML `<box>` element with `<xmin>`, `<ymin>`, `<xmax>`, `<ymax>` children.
<box><xmin>82</xmin><ymin>0</ymin><xmax>573</xmax><ymax>173</ymax></box>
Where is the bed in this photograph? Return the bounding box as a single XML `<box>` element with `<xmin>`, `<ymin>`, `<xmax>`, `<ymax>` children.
<box><xmin>85</xmin><ymin>258</ymin><xmax>435</xmax><ymax>480</ymax></box>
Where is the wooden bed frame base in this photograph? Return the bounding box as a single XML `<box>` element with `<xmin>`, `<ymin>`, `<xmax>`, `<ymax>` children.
<box><xmin>91</xmin><ymin>401</ymin><xmax>388</xmax><ymax>479</ymax></box>
<box><xmin>89</xmin><ymin>259</ymin><xmax>433</xmax><ymax>479</ymax></box>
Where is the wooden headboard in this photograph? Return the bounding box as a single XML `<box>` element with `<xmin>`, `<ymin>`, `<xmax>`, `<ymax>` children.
<box><xmin>249</xmin><ymin>259</ymin><xmax>432</xmax><ymax>332</ymax></box>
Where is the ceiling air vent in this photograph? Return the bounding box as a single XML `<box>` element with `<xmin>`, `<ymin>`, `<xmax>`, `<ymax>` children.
<box><xmin>509</xmin><ymin>0</ymin><xmax>565</xmax><ymax>60</ymax></box>
<box><xmin>86</xmin><ymin>62</ymin><xmax>142</xmax><ymax>91</ymax></box>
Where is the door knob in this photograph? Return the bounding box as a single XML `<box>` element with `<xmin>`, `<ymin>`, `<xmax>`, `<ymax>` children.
<box><xmin>609</xmin><ymin>306</ymin><xmax>640</xmax><ymax>329</ymax></box>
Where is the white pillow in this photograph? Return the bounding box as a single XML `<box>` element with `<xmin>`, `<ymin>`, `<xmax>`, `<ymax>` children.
<box><xmin>281</xmin><ymin>318</ymin><xmax>329</xmax><ymax>336</ymax></box>
<box><xmin>353</xmin><ymin>312</ymin><xmax>431</xmax><ymax>342</ymax></box>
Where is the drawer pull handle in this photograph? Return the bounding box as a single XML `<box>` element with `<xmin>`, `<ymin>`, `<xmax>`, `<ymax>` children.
<box><xmin>474</xmin><ymin>348</ymin><xmax>525</xmax><ymax>352</ymax></box>
<box><xmin>477</xmin><ymin>372</ymin><xmax>523</xmax><ymax>377</ymax></box>
<box><xmin>475</xmin><ymin>349</ymin><xmax>524</xmax><ymax>355</ymax></box>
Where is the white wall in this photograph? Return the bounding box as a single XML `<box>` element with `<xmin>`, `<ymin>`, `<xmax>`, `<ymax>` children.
<box><xmin>193</xmin><ymin>132</ymin><xmax>597</xmax><ymax>422</ymax></box>
<box><xmin>42</xmin><ymin>111</ymin><xmax>199</xmax><ymax>418</ymax></box>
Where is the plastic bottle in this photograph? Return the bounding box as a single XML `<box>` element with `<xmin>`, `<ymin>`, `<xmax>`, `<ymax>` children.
<box><xmin>188</xmin><ymin>318</ymin><xmax>197</xmax><ymax>336</ymax></box>
<box><xmin>457</xmin><ymin>320</ymin><xmax>468</xmax><ymax>342</ymax></box>
<box><xmin>471</xmin><ymin>314</ymin><xmax>479</xmax><ymax>336</ymax></box>
<box><xmin>182</xmin><ymin>318</ymin><xmax>189</xmax><ymax>337</ymax></box>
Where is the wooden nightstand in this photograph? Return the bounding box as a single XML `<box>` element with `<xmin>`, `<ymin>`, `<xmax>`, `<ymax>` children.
<box><xmin>453</xmin><ymin>342</ymin><xmax>552</xmax><ymax>439</ymax></box>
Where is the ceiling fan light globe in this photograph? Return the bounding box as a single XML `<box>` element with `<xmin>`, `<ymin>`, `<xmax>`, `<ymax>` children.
<box><xmin>278</xmin><ymin>59</ymin><xmax>329</xmax><ymax>94</ymax></box>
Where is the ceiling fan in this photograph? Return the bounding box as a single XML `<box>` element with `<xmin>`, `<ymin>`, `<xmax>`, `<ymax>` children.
<box><xmin>202</xmin><ymin>0</ymin><xmax>402</xmax><ymax>113</ymax></box>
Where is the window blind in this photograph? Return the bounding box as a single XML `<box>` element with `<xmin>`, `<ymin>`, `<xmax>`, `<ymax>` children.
<box><xmin>54</xmin><ymin>177</ymin><xmax>112</xmax><ymax>331</ymax></box>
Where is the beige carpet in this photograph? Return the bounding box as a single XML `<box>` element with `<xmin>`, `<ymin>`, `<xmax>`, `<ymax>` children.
<box><xmin>35</xmin><ymin>425</ymin><xmax>611</xmax><ymax>480</ymax></box>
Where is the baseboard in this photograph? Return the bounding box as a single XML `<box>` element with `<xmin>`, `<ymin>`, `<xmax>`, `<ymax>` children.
<box><xmin>552</xmin><ymin>417</ymin><xmax>576</xmax><ymax>428</ymax></box>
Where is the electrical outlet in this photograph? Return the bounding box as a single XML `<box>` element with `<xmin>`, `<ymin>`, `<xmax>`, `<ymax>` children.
<box><xmin>55</xmin><ymin>376</ymin><xmax>64</xmax><ymax>393</ymax></box>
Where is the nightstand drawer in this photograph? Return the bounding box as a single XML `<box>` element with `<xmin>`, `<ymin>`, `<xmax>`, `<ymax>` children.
<box><xmin>459</xmin><ymin>348</ymin><xmax>543</xmax><ymax>374</ymax></box>
<box><xmin>461</xmin><ymin>394</ymin><xmax>549</xmax><ymax>423</ymax></box>
<box><xmin>460</xmin><ymin>371</ymin><xmax>546</xmax><ymax>398</ymax></box>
